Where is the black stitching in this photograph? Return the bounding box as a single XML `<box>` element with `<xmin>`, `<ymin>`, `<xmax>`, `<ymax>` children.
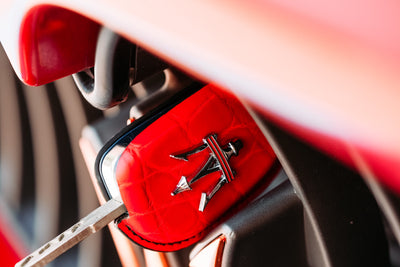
<box><xmin>123</xmin><ymin>224</ymin><xmax>203</xmax><ymax>246</ymax></box>
<box><xmin>120</xmin><ymin>159</ymin><xmax>280</xmax><ymax>248</ymax></box>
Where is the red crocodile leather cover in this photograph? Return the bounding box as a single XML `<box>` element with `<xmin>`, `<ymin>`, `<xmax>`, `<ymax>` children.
<box><xmin>116</xmin><ymin>84</ymin><xmax>277</xmax><ymax>251</ymax></box>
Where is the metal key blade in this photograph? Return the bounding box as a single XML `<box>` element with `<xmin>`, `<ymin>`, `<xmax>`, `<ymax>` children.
<box><xmin>15</xmin><ymin>198</ymin><xmax>127</xmax><ymax>267</ymax></box>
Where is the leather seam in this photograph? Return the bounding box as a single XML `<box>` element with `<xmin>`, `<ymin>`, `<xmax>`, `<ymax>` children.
<box><xmin>120</xmin><ymin>158</ymin><xmax>280</xmax><ymax>248</ymax></box>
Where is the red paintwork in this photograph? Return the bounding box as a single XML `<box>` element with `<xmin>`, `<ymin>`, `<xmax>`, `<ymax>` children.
<box><xmin>19</xmin><ymin>5</ymin><xmax>99</xmax><ymax>86</ymax></box>
<box><xmin>11</xmin><ymin>1</ymin><xmax>400</xmax><ymax>197</ymax></box>
<box><xmin>254</xmin><ymin>0</ymin><xmax>400</xmax><ymax>59</ymax></box>
<box><xmin>0</xmin><ymin>213</ymin><xmax>25</xmax><ymax>267</ymax></box>
<box><xmin>116</xmin><ymin>85</ymin><xmax>277</xmax><ymax>251</ymax></box>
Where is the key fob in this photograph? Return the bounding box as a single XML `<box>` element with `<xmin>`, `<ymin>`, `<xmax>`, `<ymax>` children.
<box><xmin>95</xmin><ymin>83</ymin><xmax>277</xmax><ymax>251</ymax></box>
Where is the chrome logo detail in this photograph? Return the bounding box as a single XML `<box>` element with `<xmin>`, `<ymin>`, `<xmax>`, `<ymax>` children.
<box><xmin>171</xmin><ymin>134</ymin><xmax>243</xmax><ymax>211</ymax></box>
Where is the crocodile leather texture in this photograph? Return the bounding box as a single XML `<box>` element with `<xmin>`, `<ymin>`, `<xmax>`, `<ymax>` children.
<box><xmin>116</xmin><ymin>84</ymin><xmax>277</xmax><ymax>251</ymax></box>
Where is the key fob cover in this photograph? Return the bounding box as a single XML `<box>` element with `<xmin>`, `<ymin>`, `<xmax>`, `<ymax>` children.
<box><xmin>96</xmin><ymin>84</ymin><xmax>277</xmax><ymax>251</ymax></box>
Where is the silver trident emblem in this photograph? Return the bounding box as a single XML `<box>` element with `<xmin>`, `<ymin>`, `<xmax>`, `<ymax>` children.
<box><xmin>170</xmin><ymin>134</ymin><xmax>243</xmax><ymax>211</ymax></box>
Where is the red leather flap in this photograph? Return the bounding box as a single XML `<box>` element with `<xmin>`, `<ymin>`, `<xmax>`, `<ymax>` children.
<box><xmin>116</xmin><ymin>85</ymin><xmax>277</xmax><ymax>251</ymax></box>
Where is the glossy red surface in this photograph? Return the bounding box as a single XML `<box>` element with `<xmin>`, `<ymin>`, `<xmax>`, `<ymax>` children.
<box><xmin>19</xmin><ymin>5</ymin><xmax>99</xmax><ymax>86</ymax></box>
<box><xmin>0</xmin><ymin>213</ymin><xmax>25</xmax><ymax>267</ymax></box>
<box><xmin>11</xmin><ymin>0</ymin><xmax>400</xmax><ymax>196</ymax></box>
<box><xmin>116</xmin><ymin>85</ymin><xmax>277</xmax><ymax>251</ymax></box>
